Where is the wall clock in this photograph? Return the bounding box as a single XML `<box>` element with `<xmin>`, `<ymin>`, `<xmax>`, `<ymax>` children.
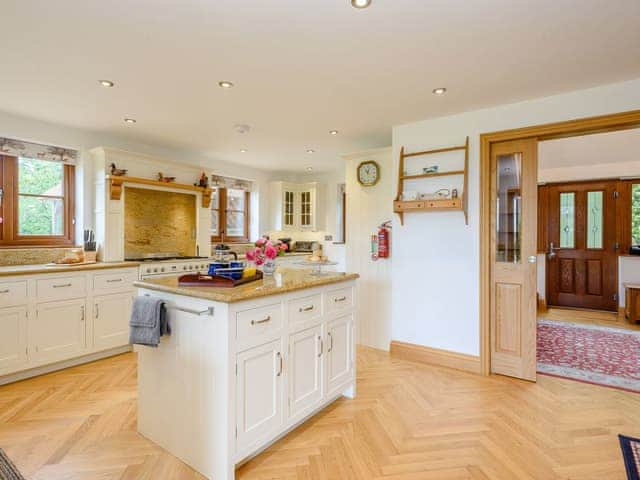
<box><xmin>357</xmin><ymin>160</ymin><xmax>380</xmax><ymax>187</ymax></box>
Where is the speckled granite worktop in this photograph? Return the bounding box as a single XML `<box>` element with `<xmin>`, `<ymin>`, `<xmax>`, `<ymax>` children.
<box><xmin>0</xmin><ymin>261</ymin><xmax>140</xmax><ymax>277</ymax></box>
<box><xmin>134</xmin><ymin>269</ymin><xmax>358</xmax><ymax>303</ymax></box>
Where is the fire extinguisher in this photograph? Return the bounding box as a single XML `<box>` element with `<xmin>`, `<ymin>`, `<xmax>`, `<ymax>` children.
<box><xmin>372</xmin><ymin>221</ymin><xmax>391</xmax><ymax>260</ymax></box>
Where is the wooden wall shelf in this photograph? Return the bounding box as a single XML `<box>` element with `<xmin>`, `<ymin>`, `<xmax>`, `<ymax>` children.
<box><xmin>107</xmin><ymin>175</ymin><xmax>213</xmax><ymax>208</ymax></box>
<box><xmin>394</xmin><ymin>137</ymin><xmax>469</xmax><ymax>226</ymax></box>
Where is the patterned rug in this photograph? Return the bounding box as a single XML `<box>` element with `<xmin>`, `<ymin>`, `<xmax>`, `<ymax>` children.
<box><xmin>620</xmin><ymin>435</ymin><xmax>640</xmax><ymax>480</ymax></box>
<box><xmin>537</xmin><ymin>319</ymin><xmax>640</xmax><ymax>392</ymax></box>
<box><xmin>0</xmin><ymin>448</ymin><xmax>26</xmax><ymax>480</ymax></box>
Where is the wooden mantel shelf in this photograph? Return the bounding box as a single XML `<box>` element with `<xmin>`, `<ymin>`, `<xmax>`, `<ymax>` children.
<box><xmin>107</xmin><ymin>175</ymin><xmax>213</xmax><ymax>208</ymax></box>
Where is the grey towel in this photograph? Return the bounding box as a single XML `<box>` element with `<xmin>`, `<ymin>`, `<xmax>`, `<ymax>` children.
<box><xmin>129</xmin><ymin>296</ymin><xmax>170</xmax><ymax>347</ymax></box>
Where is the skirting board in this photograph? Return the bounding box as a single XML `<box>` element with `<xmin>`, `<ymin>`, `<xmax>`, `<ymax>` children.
<box><xmin>390</xmin><ymin>341</ymin><xmax>481</xmax><ymax>375</ymax></box>
<box><xmin>0</xmin><ymin>345</ymin><xmax>133</xmax><ymax>386</ymax></box>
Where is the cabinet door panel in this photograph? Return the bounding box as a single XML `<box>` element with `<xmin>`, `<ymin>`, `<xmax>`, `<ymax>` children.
<box><xmin>94</xmin><ymin>293</ymin><xmax>132</xmax><ymax>350</ymax></box>
<box><xmin>236</xmin><ymin>339</ymin><xmax>283</xmax><ymax>451</ymax></box>
<box><xmin>288</xmin><ymin>325</ymin><xmax>323</xmax><ymax>419</ymax></box>
<box><xmin>31</xmin><ymin>299</ymin><xmax>86</xmax><ymax>364</ymax></box>
<box><xmin>326</xmin><ymin>314</ymin><xmax>354</xmax><ymax>396</ymax></box>
<box><xmin>0</xmin><ymin>307</ymin><xmax>28</xmax><ymax>373</ymax></box>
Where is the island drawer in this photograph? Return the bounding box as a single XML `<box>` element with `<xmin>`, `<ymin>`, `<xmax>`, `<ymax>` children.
<box><xmin>36</xmin><ymin>275</ymin><xmax>86</xmax><ymax>302</ymax></box>
<box><xmin>94</xmin><ymin>270</ymin><xmax>138</xmax><ymax>293</ymax></box>
<box><xmin>236</xmin><ymin>303</ymin><xmax>283</xmax><ymax>346</ymax></box>
<box><xmin>0</xmin><ymin>280</ymin><xmax>28</xmax><ymax>308</ymax></box>
<box><xmin>288</xmin><ymin>293</ymin><xmax>322</xmax><ymax>325</ymax></box>
<box><xmin>325</xmin><ymin>286</ymin><xmax>354</xmax><ymax>314</ymax></box>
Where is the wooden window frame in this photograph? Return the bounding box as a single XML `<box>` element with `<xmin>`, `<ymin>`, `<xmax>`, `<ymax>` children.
<box><xmin>0</xmin><ymin>155</ymin><xmax>75</xmax><ymax>247</ymax></box>
<box><xmin>211</xmin><ymin>187</ymin><xmax>250</xmax><ymax>244</ymax></box>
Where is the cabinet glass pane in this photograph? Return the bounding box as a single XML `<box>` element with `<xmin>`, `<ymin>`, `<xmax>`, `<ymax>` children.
<box><xmin>587</xmin><ymin>191</ymin><xmax>603</xmax><ymax>249</ymax></box>
<box><xmin>496</xmin><ymin>153</ymin><xmax>522</xmax><ymax>263</ymax></box>
<box><xmin>632</xmin><ymin>184</ymin><xmax>640</xmax><ymax>246</ymax></box>
<box><xmin>559</xmin><ymin>192</ymin><xmax>575</xmax><ymax>248</ymax></box>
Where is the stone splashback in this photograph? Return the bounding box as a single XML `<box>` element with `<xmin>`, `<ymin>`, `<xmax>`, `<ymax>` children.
<box><xmin>0</xmin><ymin>247</ymin><xmax>80</xmax><ymax>266</ymax></box>
<box><xmin>124</xmin><ymin>187</ymin><xmax>197</xmax><ymax>258</ymax></box>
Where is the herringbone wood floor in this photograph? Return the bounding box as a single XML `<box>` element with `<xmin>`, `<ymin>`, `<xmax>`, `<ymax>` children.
<box><xmin>1</xmin><ymin>347</ymin><xmax>639</xmax><ymax>479</ymax></box>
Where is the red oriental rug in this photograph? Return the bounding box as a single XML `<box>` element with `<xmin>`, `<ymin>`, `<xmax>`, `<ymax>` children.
<box><xmin>537</xmin><ymin>319</ymin><xmax>640</xmax><ymax>393</ymax></box>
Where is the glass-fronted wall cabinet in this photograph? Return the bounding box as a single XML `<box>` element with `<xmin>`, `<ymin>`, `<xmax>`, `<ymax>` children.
<box><xmin>270</xmin><ymin>182</ymin><xmax>319</xmax><ymax>231</ymax></box>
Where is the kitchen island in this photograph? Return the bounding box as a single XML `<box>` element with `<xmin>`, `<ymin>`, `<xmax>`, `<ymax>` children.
<box><xmin>133</xmin><ymin>269</ymin><xmax>358</xmax><ymax>480</ymax></box>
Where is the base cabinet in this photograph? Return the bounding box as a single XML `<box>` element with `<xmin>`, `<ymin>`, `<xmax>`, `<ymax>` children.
<box><xmin>288</xmin><ymin>324</ymin><xmax>323</xmax><ymax>420</ymax></box>
<box><xmin>94</xmin><ymin>293</ymin><xmax>133</xmax><ymax>350</ymax></box>
<box><xmin>0</xmin><ymin>307</ymin><xmax>28</xmax><ymax>373</ymax></box>
<box><xmin>30</xmin><ymin>299</ymin><xmax>86</xmax><ymax>364</ymax></box>
<box><xmin>326</xmin><ymin>314</ymin><xmax>354</xmax><ymax>396</ymax></box>
<box><xmin>236</xmin><ymin>339</ymin><xmax>284</xmax><ymax>452</ymax></box>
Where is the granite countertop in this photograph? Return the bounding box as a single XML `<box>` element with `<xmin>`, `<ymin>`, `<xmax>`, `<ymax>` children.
<box><xmin>0</xmin><ymin>261</ymin><xmax>140</xmax><ymax>277</ymax></box>
<box><xmin>134</xmin><ymin>268</ymin><xmax>359</xmax><ymax>303</ymax></box>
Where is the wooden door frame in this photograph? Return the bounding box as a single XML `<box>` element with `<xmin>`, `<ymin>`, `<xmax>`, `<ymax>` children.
<box><xmin>480</xmin><ymin>109</ymin><xmax>640</xmax><ymax>376</ymax></box>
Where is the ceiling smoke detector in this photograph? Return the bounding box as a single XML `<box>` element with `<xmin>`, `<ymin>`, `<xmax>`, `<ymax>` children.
<box><xmin>233</xmin><ymin>124</ymin><xmax>251</xmax><ymax>134</ymax></box>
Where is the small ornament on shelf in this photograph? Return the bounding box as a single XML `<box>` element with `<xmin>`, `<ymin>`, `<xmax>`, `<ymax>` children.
<box><xmin>109</xmin><ymin>163</ymin><xmax>128</xmax><ymax>176</ymax></box>
<box><xmin>157</xmin><ymin>172</ymin><xmax>176</xmax><ymax>183</ymax></box>
<box><xmin>196</xmin><ymin>172</ymin><xmax>209</xmax><ymax>188</ymax></box>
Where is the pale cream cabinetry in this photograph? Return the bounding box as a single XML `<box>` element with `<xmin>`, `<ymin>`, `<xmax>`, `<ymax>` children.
<box><xmin>270</xmin><ymin>181</ymin><xmax>320</xmax><ymax>231</ymax></box>
<box><xmin>0</xmin><ymin>267</ymin><xmax>137</xmax><ymax>383</ymax></box>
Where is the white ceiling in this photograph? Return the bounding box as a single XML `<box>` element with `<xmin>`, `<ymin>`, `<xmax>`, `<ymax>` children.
<box><xmin>2</xmin><ymin>0</ymin><xmax>640</xmax><ymax>172</ymax></box>
<box><xmin>539</xmin><ymin>128</ymin><xmax>640</xmax><ymax>169</ymax></box>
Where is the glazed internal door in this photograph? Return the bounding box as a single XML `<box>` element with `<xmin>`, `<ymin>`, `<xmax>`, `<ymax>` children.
<box><xmin>546</xmin><ymin>181</ymin><xmax>617</xmax><ymax>311</ymax></box>
<box><xmin>490</xmin><ymin>138</ymin><xmax>537</xmax><ymax>381</ymax></box>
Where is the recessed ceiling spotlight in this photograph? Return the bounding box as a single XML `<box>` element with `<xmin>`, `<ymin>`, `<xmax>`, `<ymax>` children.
<box><xmin>329</xmin><ymin>130</ymin><xmax>339</xmax><ymax>135</ymax></box>
<box><xmin>432</xmin><ymin>87</ymin><xmax>447</xmax><ymax>95</ymax></box>
<box><xmin>124</xmin><ymin>118</ymin><xmax>137</xmax><ymax>124</ymax></box>
<box><xmin>240</xmin><ymin>149</ymin><xmax>247</xmax><ymax>153</ymax></box>
<box><xmin>306</xmin><ymin>149</ymin><xmax>315</xmax><ymax>154</ymax></box>
<box><xmin>306</xmin><ymin>167</ymin><xmax>314</xmax><ymax>172</ymax></box>
<box><xmin>218</xmin><ymin>81</ymin><xmax>234</xmax><ymax>89</ymax></box>
<box><xmin>98</xmin><ymin>80</ymin><xmax>114</xmax><ymax>88</ymax></box>
<box><xmin>351</xmin><ymin>0</ymin><xmax>372</xmax><ymax>8</ymax></box>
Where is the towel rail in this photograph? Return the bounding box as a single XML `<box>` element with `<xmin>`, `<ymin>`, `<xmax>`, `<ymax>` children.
<box><xmin>169</xmin><ymin>305</ymin><xmax>215</xmax><ymax>316</ymax></box>
<box><xmin>142</xmin><ymin>294</ymin><xmax>214</xmax><ymax>316</ymax></box>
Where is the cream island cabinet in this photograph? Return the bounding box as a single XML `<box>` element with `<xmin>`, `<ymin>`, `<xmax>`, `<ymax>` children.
<box><xmin>134</xmin><ymin>270</ymin><xmax>358</xmax><ymax>480</ymax></box>
<box><xmin>0</xmin><ymin>263</ymin><xmax>138</xmax><ymax>384</ymax></box>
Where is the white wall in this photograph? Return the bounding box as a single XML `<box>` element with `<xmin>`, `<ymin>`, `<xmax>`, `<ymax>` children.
<box><xmin>392</xmin><ymin>77</ymin><xmax>640</xmax><ymax>356</ymax></box>
<box><xmin>344</xmin><ymin>147</ymin><xmax>393</xmax><ymax>351</ymax></box>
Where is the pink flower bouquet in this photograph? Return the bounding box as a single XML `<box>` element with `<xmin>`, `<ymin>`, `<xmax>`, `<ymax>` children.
<box><xmin>246</xmin><ymin>237</ymin><xmax>288</xmax><ymax>266</ymax></box>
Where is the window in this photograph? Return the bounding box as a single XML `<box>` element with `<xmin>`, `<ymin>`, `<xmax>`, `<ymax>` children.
<box><xmin>632</xmin><ymin>184</ymin><xmax>640</xmax><ymax>246</ymax></box>
<box><xmin>211</xmin><ymin>187</ymin><xmax>250</xmax><ymax>243</ymax></box>
<box><xmin>0</xmin><ymin>155</ymin><xmax>75</xmax><ymax>246</ymax></box>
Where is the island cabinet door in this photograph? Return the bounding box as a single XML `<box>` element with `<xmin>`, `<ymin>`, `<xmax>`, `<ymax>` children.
<box><xmin>326</xmin><ymin>314</ymin><xmax>354</xmax><ymax>397</ymax></box>
<box><xmin>236</xmin><ymin>339</ymin><xmax>284</xmax><ymax>451</ymax></box>
<box><xmin>288</xmin><ymin>324</ymin><xmax>323</xmax><ymax>420</ymax></box>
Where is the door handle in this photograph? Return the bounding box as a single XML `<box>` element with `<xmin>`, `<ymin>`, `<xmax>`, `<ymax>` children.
<box><xmin>327</xmin><ymin>332</ymin><xmax>333</xmax><ymax>352</ymax></box>
<box><xmin>318</xmin><ymin>336</ymin><xmax>323</xmax><ymax>357</ymax></box>
<box><xmin>548</xmin><ymin>242</ymin><xmax>558</xmax><ymax>259</ymax></box>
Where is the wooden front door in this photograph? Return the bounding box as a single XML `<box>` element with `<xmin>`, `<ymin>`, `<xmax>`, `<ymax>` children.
<box><xmin>490</xmin><ymin>139</ymin><xmax>538</xmax><ymax>381</ymax></box>
<box><xmin>546</xmin><ymin>181</ymin><xmax>618</xmax><ymax>311</ymax></box>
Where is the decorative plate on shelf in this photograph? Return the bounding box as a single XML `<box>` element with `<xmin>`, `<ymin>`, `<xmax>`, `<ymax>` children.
<box><xmin>357</xmin><ymin>160</ymin><xmax>380</xmax><ymax>187</ymax></box>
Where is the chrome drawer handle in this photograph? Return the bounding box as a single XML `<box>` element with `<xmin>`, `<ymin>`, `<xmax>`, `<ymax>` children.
<box><xmin>106</xmin><ymin>278</ymin><xmax>123</xmax><ymax>283</ymax></box>
<box><xmin>251</xmin><ymin>316</ymin><xmax>271</xmax><ymax>325</ymax></box>
<box><xmin>334</xmin><ymin>296</ymin><xmax>347</xmax><ymax>302</ymax></box>
<box><xmin>299</xmin><ymin>305</ymin><xmax>314</xmax><ymax>312</ymax></box>
<box><xmin>53</xmin><ymin>283</ymin><xmax>72</xmax><ymax>288</ymax></box>
<box><xmin>0</xmin><ymin>289</ymin><xmax>9</xmax><ymax>294</ymax></box>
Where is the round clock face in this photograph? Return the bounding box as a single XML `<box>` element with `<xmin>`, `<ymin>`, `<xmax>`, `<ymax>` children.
<box><xmin>357</xmin><ymin>161</ymin><xmax>380</xmax><ymax>186</ymax></box>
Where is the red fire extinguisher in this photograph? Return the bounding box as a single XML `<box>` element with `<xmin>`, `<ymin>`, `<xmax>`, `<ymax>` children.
<box><xmin>373</xmin><ymin>221</ymin><xmax>391</xmax><ymax>260</ymax></box>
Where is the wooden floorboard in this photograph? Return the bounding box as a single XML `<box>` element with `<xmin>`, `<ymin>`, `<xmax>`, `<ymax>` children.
<box><xmin>1</xmin><ymin>347</ymin><xmax>639</xmax><ymax>479</ymax></box>
<box><xmin>541</xmin><ymin>306</ymin><xmax>640</xmax><ymax>331</ymax></box>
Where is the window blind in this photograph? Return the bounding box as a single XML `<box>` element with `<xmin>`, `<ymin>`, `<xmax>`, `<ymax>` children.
<box><xmin>0</xmin><ymin>137</ymin><xmax>78</xmax><ymax>164</ymax></box>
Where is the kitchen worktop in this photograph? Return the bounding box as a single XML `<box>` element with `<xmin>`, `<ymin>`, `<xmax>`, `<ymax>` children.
<box><xmin>134</xmin><ymin>268</ymin><xmax>358</xmax><ymax>303</ymax></box>
<box><xmin>0</xmin><ymin>261</ymin><xmax>140</xmax><ymax>277</ymax></box>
